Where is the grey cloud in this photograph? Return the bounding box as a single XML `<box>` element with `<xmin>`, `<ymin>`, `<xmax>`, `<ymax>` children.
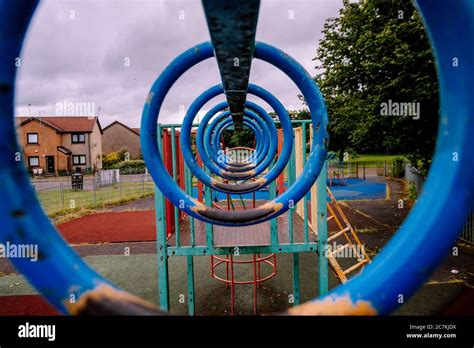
<box><xmin>16</xmin><ymin>0</ymin><xmax>342</xmax><ymax>127</ymax></box>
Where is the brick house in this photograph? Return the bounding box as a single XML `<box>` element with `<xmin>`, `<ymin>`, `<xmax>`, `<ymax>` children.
<box><xmin>102</xmin><ymin>120</ymin><xmax>141</xmax><ymax>158</ymax></box>
<box><xmin>16</xmin><ymin>116</ymin><xmax>103</xmax><ymax>175</ymax></box>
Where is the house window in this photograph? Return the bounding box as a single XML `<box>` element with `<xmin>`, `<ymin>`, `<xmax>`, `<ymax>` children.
<box><xmin>27</xmin><ymin>133</ymin><xmax>38</xmax><ymax>144</ymax></box>
<box><xmin>72</xmin><ymin>155</ymin><xmax>86</xmax><ymax>165</ymax></box>
<box><xmin>71</xmin><ymin>133</ymin><xmax>86</xmax><ymax>144</ymax></box>
<box><xmin>28</xmin><ymin>156</ymin><xmax>40</xmax><ymax>167</ymax></box>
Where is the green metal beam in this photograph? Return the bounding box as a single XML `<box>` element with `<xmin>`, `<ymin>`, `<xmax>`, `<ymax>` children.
<box><xmin>156</xmin><ymin>124</ymin><xmax>170</xmax><ymax>310</ymax></box>
<box><xmin>167</xmin><ymin>243</ymin><xmax>318</xmax><ymax>257</ymax></box>
<box><xmin>317</xmin><ymin>162</ymin><xmax>329</xmax><ymax>296</ymax></box>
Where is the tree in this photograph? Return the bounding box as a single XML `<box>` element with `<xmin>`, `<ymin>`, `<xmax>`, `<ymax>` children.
<box><xmin>314</xmin><ymin>0</ymin><xmax>439</xmax><ymax>174</ymax></box>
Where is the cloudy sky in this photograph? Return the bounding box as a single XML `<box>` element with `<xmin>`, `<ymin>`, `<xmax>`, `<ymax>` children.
<box><xmin>16</xmin><ymin>0</ymin><xmax>343</xmax><ymax>128</ymax></box>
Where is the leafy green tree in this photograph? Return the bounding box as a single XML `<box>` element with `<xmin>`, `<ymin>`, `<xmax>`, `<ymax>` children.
<box><xmin>314</xmin><ymin>0</ymin><xmax>439</xmax><ymax>174</ymax></box>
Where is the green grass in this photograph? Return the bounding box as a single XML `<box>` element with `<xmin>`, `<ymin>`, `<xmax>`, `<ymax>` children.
<box><xmin>346</xmin><ymin>154</ymin><xmax>406</xmax><ymax>168</ymax></box>
<box><xmin>36</xmin><ymin>181</ymin><xmax>155</xmax><ymax>217</ymax></box>
<box><xmin>348</xmin><ymin>154</ymin><xmax>406</xmax><ymax>163</ymax></box>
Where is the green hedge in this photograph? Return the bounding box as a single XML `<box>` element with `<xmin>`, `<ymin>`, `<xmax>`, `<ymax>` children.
<box><xmin>111</xmin><ymin>160</ymin><xmax>147</xmax><ymax>174</ymax></box>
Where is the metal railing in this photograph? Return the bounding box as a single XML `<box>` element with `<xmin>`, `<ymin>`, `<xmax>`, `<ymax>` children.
<box><xmin>460</xmin><ymin>212</ymin><xmax>474</xmax><ymax>244</ymax></box>
<box><xmin>32</xmin><ymin>173</ymin><xmax>154</xmax><ymax>216</ymax></box>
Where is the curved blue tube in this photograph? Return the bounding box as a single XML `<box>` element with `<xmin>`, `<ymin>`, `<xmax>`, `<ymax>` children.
<box><xmin>298</xmin><ymin>0</ymin><xmax>474</xmax><ymax>315</ymax></box>
<box><xmin>205</xmin><ymin>113</ymin><xmax>266</xmax><ymax>178</ymax></box>
<box><xmin>2</xmin><ymin>0</ymin><xmax>470</xmax><ymax>316</ymax></box>
<box><xmin>142</xmin><ymin>40</ymin><xmax>327</xmax><ymax>225</ymax></box>
<box><xmin>205</xmin><ymin>112</ymin><xmax>266</xmax><ymax>173</ymax></box>
<box><xmin>0</xmin><ymin>0</ymin><xmax>115</xmax><ymax>314</ymax></box>
<box><xmin>180</xmin><ymin>84</ymin><xmax>290</xmax><ymax>194</ymax></box>
<box><xmin>203</xmin><ymin>108</ymin><xmax>272</xmax><ymax>174</ymax></box>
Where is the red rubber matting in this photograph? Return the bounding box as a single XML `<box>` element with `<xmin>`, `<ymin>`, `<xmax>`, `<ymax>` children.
<box><xmin>0</xmin><ymin>295</ymin><xmax>59</xmax><ymax>315</ymax></box>
<box><xmin>57</xmin><ymin>210</ymin><xmax>156</xmax><ymax>244</ymax></box>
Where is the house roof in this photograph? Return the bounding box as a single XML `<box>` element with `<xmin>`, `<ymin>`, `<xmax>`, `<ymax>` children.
<box><xmin>103</xmin><ymin>120</ymin><xmax>140</xmax><ymax>136</ymax></box>
<box><xmin>17</xmin><ymin>116</ymin><xmax>103</xmax><ymax>134</ymax></box>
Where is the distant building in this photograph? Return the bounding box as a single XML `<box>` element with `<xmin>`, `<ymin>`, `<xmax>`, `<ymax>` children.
<box><xmin>16</xmin><ymin>116</ymin><xmax>103</xmax><ymax>175</ymax></box>
<box><xmin>102</xmin><ymin>120</ymin><xmax>141</xmax><ymax>159</ymax></box>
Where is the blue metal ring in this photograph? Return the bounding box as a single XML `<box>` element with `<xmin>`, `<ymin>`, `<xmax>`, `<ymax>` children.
<box><xmin>0</xmin><ymin>0</ymin><xmax>116</xmax><ymax>314</ymax></box>
<box><xmin>200</xmin><ymin>105</ymin><xmax>275</xmax><ymax>175</ymax></box>
<box><xmin>205</xmin><ymin>113</ymin><xmax>265</xmax><ymax>172</ymax></box>
<box><xmin>1</xmin><ymin>0</ymin><xmax>471</xmax><ymax>315</ymax></box>
<box><xmin>205</xmin><ymin>113</ymin><xmax>266</xmax><ymax>178</ymax></box>
<box><xmin>142</xmin><ymin>41</ymin><xmax>327</xmax><ymax>224</ymax></box>
<box><xmin>180</xmin><ymin>84</ymin><xmax>292</xmax><ymax>194</ymax></box>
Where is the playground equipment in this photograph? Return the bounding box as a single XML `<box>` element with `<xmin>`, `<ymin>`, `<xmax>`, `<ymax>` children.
<box><xmin>0</xmin><ymin>0</ymin><xmax>472</xmax><ymax>315</ymax></box>
<box><xmin>327</xmin><ymin>152</ymin><xmax>347</xmax><ymax>186</ymax></box>
<box><xmin>157</xmin><ymin>120</ymin><xmax>328</xmax><ymax>314</ymax></box>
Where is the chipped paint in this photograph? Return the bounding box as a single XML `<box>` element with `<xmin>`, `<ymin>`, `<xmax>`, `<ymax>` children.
<box><xmin>145</xmin><ymin>92</ymin><xmax>154</xmax><ymax>104</ymax></box>
<box><xmin>287</xmin><ymin>294</ymin><xmax>377</xmax><ymax>315</ymax></box>
<box><xmin>65</xmin><ymin>283</ymin><xmax>161</xmax><ymax>315</ymax></box>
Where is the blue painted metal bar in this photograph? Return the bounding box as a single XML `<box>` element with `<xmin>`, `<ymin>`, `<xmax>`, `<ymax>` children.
<box><xmin>0</xmin><ymin>0</ymin><xmax>118</xmax><ymax>314</ymax></box>
<box><xmin>289</xmin><ymin>0</ymin><xmax>474</xmax><ymax>315</ymax></box>
<box><xmin>202</xmin><ymin>0</ymin><xmax>260</xmax><ymax>124</ymax></box>
<box><xmin>2</xmin><ymin>0</ymin><xmax>472</xmax><ymax>316</ymax></box>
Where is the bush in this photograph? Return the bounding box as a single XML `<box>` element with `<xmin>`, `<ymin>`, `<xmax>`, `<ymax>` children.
<box><xmin>111</xmin><ymin>160</ymin><xmax>147</xmax><ymax>174</ymax></box>
<box><xmin>392</xmin><ymin>157</ymin><xmax>406</xmax><ymax>178</ymax></box>
<box><xmin>58</xmin><ymin>169</ymin><xmax>70</xmax><ymax>176</ymax></box>
<box><xmin>102</xmin><ymin>149</ymin><xmax>129</xmax><ymax>169</ymax></box>
<box><xmin>407</xmin><ymin>182</ymin><xmax>418</xmax><ymax>200</ymax></box>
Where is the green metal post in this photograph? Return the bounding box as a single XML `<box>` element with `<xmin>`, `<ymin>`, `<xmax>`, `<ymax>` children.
<box><xmin>155</xmin><ymin>124</ymin><xmax>170</xmax><ymax>310</ymax></box>
<box><xmin>170</xmin><ymin>126</ymin><xmax>180</xmax><ymax>247</ymax></box>
<box><xmin>204</xmin><ymin>167</ymin><xmax>213</xmax><ymax>247</ymax></box>
<box><xmin>292</xmin><ymin>253</ymin><xmax>300</xmax><ymax>306</ymax></box>
<box><xmin>302</xmin><ymin>122</ymin><xmax>309</xmax><ymax>243</ymax></box>
<box><xmin>186</xmin><ymin>256</ymin><xmax>195</xmax><ymax>315</ymax></box>
<box><xmin>185</xmin><ymin>166</ymin><xmax>195</xmax><ymax>247</ymax></box>
<box><xmin>289</xmin><ymin>129</ymin><xmax>300</xmax><ymax>305</ymax></box>
<box><xmin>269</xmin><ymin>159</ymin><xmax>278</xmax><ymax>245</ymax></box>
<box><xmin>317</xmin><ymin>161</ymin><xmax>328</xmax><ymax>296</ymax></box>
<box><xmin>288</xmin><ymin>137</ymin><xmax>296</xmax><ymax>244</ymax></box>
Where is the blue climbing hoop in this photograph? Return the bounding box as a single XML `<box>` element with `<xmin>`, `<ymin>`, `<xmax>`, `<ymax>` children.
<box><xmin>0</xmin><ymin>0</ymin><xmax>472</xmax><ymax>315</ymax></box>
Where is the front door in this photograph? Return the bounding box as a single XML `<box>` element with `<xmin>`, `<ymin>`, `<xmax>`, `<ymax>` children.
<box><xmin>46</xmin><ymin>156</ymin><xmax>55</xmax><ymax>174</ymax></box>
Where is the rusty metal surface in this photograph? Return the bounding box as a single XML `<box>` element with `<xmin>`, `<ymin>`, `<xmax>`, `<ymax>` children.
<box><xmin>169</xmin><ymin>209</ymin><xmax>317</xmax><ymax>247</ymax></box>
<box><xmin>202</xmin><ymin>0</ymin><xmax>260</xmax><ymax>124</ymax></box>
